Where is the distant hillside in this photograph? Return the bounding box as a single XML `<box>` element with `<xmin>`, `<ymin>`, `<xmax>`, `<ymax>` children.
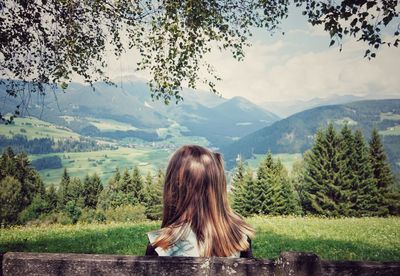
<box><xmin>222</xmin><ymin>99</ymin><xmax>400</xmax><ymax>173</ymax></box>
<box><xmin>261</xmin><ymin>94</ymin><xmax>364</xmax><ymax>118</ymax></box>
<box><xmin>0</xmin><ymin>80</ymin><xmax>279</xmax><ymax>147</ymax></box>
<box><xmin>171</xmin><ymin>96</ymin><xmax>280</xmax><ymax>145</ymax></box>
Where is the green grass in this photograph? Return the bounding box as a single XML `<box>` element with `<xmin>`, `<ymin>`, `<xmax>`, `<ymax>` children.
<box><xmin>30</xmin><ymin>147</ymin><xmax>172</xmax><ymax>185</ymax></box>
<box><xmin>379</xmin><ymin>126</ymin><xmax>400</xmax><ymax>136</ymax></box>
<box><xmin>246</xmin><ymin>153</ymin><xmax>302</xmax><ymax>172</ymax></box>
<box><xmin>380</xmin><ymin>112</ymin><xmax>400</xmax><ymax>121</ymax></box>
<box><xmin>85</xmin><ymin>117</ymin><xmax>138</xmax><ymax>132</ymax></box>
<box><xmin>335</xmin><ymin>117</ymin><xmax>358</xmax><ymax>126</ymax></box>
<box><xmin>1</xmin><ymin>216</ymin><xmax>399</xmax><ymax>261</ymax></box>
<box><xmin>0</xmin><ymin>117</ymin><xmax>80</xmax><ymax>140</ymax></box>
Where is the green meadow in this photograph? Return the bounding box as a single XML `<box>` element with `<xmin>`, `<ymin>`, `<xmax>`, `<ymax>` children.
<box><xmin>246</xmin><ymin>153</ymin><xmax>303</xmax><ymax>172</ymax></box>
<box><xmin>30</xmin><ymin>147</ymin><xmax>173</xmax><ymax>185</ymax></box>
<box><xmin>1</xmin><ymin>216</ymin><xmax>399</xmax><ymax>262</ymax></box>
<box><xmin>0</xmin><ymin>116</ymin><xmax>80</xmax><ymax>140</ymax></box>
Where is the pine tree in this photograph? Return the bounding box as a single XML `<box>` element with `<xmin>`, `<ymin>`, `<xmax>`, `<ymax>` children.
<box><xmin>118</xmin><ymin>168</ymin><xmax>131</xmax><ymax>194</ymax></box>
<box><xmin>45</xmin><ymin>184</ymin><xmax>58</xmax><ymax>212</ymax></box>
<box><xmin>83</xmin><ymin>173</ymin><xmax>103</xmax><ymax>209</ymax></box>
<box><xmin>67</xmin><ymin>177</ymin><xmax>84</xmax><ymax>205</ymax></box>
<box><xmin>97</xmin><ymin>168</ymin><xmax>126</xmax><ymax>210</ymax></box>
<box><xmin>0</xmin><ymin>176</ymin><xmax>22</xmax><ymax>225</ymax></box>
<box><xmin>231</xmin><ymin>159</ymin><xmax>246</xmax><ymax>213</ymax></box>
<box><xmin>369</xmin><ymin>128</ymin><xmax>394</xmax><ymax>216</ymax></box>
<box><xmin>14</xmin><ymin>153</ymin><xmax>37</xmax><ymax>201</ymax></box>
<box><xmin>240</xmin><ymin>168</ymin><xmax>257</xmax><ymax>217</ymax></box>
<box><xmin>338</xmin><ymin>124</ymin><xmax>355</xmax><ymax>216</ymax></box>
<box><xmin>302</xmin><ymin>124</ymin><xmax>343</xmax><ymax>216</ymax></box>
<box><xmin>272</xmin><ymin>159</ymin><xmax>302</xmax><ymax>215</ymax></box>
<box><xmin>57</xmin><ymin>168</ymin><xmax>71</xmax><ymax>209</ymax></box>
<box><xmin>253</xmin><ymin>153</ymin><xmax>276</xmax><ymax>215</ymax></box>
<box><xmin>131</xmin><ymin>165</ymin><xmax>144</xmax><ymax>203</ymax></box>
<box><xmin>351</xmin><ymin>130</ymin><xmax>381</xmax><ymax>216</ymax></box>
<box><xmin>143</xmin><ymin>170</ymin><xmax>163</xmax><ymax>220</ymax></box>
<box><xmin>0</xmin><ymin>147</ymin><xmax>16</xmax><ymax>180</ymax></box>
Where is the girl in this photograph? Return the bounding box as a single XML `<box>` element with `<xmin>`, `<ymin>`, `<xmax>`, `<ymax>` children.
<box><xmin>145</xmin><ymin>145</ymin><xmax>254</xmax><ymax>257</ymax></box>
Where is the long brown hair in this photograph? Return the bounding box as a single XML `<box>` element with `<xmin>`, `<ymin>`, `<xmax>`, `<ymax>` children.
<box><xmin>153</xmin><ymin>145</ymin><xmax>254</xmax><ymax>257</ymax></box>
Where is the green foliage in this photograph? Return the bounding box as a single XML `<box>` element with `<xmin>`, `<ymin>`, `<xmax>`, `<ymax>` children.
<box><xmin>232</xmin><ymin>153</ymin><xmax>301</xmax><ymax>217</ymax></box>
<box><xmin>131</xmin><ymin>165</ymin><xmax>144</xmax><ymax>204</ymax></box>
<box><xmin>18</xmin><ymin>195</ymin><xmax>51</xmax><ymax>224</ymax></box>
<box><xmin>301</xmin><ymin>124</ymin><xmax>399</xmax><ymax>217</ymax></box>
<box><xmin>0</xmin><ymin>176</ymin><xmax>22</xmax><ymax>225</ymax></box>
<box><xmin>302</xmin><ymin>125</ymin><xmax>347</xmax><ymax>216</ymax></box>
<box><xmin>143</xmin><ymin>170</ymin><xmax>164</xmax><ymax>220</ymax></box>
<box><xmin>104</xmin><ymin>204</ymin><xmax>147</xmax><ymax>223</ymax></box>
<box><xmin>82</xmin><ymin>173</ymin><xmax>103</xmax><ymax>209</ymax></box>
<box><xmin>369</xmin><ymin>128</ymin><xmax>396</xmax><ymax>215</ymax></box>
<box><xmin>57</xmin><ymin>168</ymin><xmax>71</xmax><ymax>209</ymax></box>
<box><xmin>78</xmin><ymin>208</ymin><xmax>107</xmax><ymax>224</ymax></box>
<box><xmin>98</xmin><ymin>166</ymin><xmax>145</xmax><ymax>210</ymax></box>
<box><xmin>65</xmin><ymin>200</ymin><xmax>83</xmax><ymax>224</ymax></box>
<box><xmin>231</xmin><ymin>159</ymin><xmax>246</xmax><ymax>213</ymax></box>
<box><xmin>45</xmin><ymin>185</ymin><xmax>58</xmax><ymax>212</ymax></box>
<box><xmin>350</xmin><ymin>130</ymin><xmax>381</xmax><ymax>216</ymax></box>
<box><xmin>0</xmin><ymin>147</ymin><xmax>46</xmax><ymax>225</ymax></box>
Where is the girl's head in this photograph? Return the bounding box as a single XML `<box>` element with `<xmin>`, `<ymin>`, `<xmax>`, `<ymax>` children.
<box><xmin>154</xmin><ymin>145</ymin><xmax>254</xmax><ymax>257</ymax></box>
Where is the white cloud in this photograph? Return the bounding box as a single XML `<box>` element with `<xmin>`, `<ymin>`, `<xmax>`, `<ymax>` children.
<box><xmin>199</xmin><ymin>36</ymin><xmax>400</xmax><ymax>103</ymax></box>
<box><xmin>72</xmin><ymin>24</ymin><xmax>400</xmax><ymax>104</ymax></box>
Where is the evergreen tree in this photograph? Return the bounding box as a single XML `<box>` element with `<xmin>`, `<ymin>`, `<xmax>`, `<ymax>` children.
<box><xmin>253</xmin><ymin>153</ymin><xmax>276</xmax><ymax>215</ymax></box>
<box><xmin>351</xmin><ymin>130</ymin><xmax>381</xmax><ymax>216</ymax></box>
<box><xmin>272</xmin><ymin>159</ymin><xmax>302</xmax><ymax>215</ymax></box>
<box><xmin>83</xmin><ymin>173</ymin><xmax>103</xmax><ymax>209</ymax></box>
<box><xmin>369</xmin><ymin>128</ymin><xmax>395</xmax><ymax>216</ymax></box>
<box><xmin>0</xmin><ymin>147</ymin><xmax>16</xmax><ymax>180</ymax></box>
<box><xmin>68</xmin><ymin>177</ymin><xmax>84</xmax><ymax>203</ymax></box>
<box><xmin>0</xmin><ymin>176</ymin><xmax>22</xmax><ymax>225</ymax></box>
<box><xmin>57</xmin><ymin>168</ymin><xmax>71</xmax><ymax>209</ymax></box>
<box><xmin>131</xmin><ymin>165</ymin><xmax>144</xmax><ymax>203</ymax></box>
<box><xmin>143</xmin><ymin>170</ymin><xmax>163</xmax><ymax>220</ymax></box>
<box><xmin>0</xmin><ymin>148</ymin><xmax>44</xmax><ymax>219</ymax></box>
<box><xmin>338</xmin><ymin>124</ymin><xmax>355</xmax><ymax>216</ymax></box>
<box><xmin>301</xmin><ymin>124</ymin><xmax>343</xmax><ymax>216</ymax></box>
<box><xmin>14</xmin><ymin>152</ymin><xmax>38</xmax><ymax>202</ymax></box>
<box><xmin>97</xmin><ymin>168</ymin><xmax>126</xmax><ymax>210</ymax></box>
<box><xmin>291</xmin><ymin>158</ymin><xmax>306</xmax><ymax>197</ymax></box>
<box><xmin>239</xmin><ymin>168</ymin><xmax>257</xmax><ymax>217</ymax></box>
<box><xmin>119</xmin><ymin>168</ymin><xmax>134</xmax><ymax>194</ymax></box>
<box><xmin>45</xmin><ymin>184</ymin><xmax>58</xmax><ymax>212</ymax></box>
<box><xmin>231</xmin><ymin>159</ymin><xmax>246</xmax><ymax>213</ymax></box>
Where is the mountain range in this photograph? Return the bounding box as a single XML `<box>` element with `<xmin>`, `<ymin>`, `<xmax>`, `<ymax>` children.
<box><xmin>0</xmin><ymin>80</ymin><xmax>279</xmax><ymax>147</ymax></box>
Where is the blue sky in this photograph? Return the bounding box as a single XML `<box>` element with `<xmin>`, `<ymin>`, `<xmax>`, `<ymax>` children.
<box><xmin>103</xmin><ymin>5</ymin><xmax>400</xmax><ymax>103</ymax></box>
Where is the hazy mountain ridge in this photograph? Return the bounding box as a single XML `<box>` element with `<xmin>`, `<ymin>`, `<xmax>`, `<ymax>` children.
<box><xmin>262</xmin><ymin>94</ymin><xmax>366</xmax><ymax>118</ymax></box>
<box><xmin>0</xmin><ymin>80</ymin><xmax>279</xmax><ymax>147</ymax></box>
<box><xmin>222</xmin><ymin>99</ymin><xmax>400</xmax><ymax>172</ymax></box>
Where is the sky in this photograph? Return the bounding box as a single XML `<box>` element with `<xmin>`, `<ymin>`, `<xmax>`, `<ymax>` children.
<box><xmin>101</xmin><ymin>5</ymin><xmax>400</xmax><ymax>104</ymax></box>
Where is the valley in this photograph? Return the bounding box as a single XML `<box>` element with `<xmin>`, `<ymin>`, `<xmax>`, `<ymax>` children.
<box><xmin>1</xmin><ymin>80</ymin><xmax>400</xmax><ymax>186</ymax></box>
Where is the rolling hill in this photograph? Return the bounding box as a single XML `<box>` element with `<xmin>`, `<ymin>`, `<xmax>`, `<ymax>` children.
<box><xmin>221</xmin><ymin>99</ymin><xmax>400</xmax><ymax>173</ymax></box>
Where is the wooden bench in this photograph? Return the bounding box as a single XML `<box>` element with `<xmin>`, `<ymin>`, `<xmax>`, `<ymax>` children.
<box><xmin>1</xmin><ymin>251</ymin><xmax>399</xmax><ymax>275</ymax></box>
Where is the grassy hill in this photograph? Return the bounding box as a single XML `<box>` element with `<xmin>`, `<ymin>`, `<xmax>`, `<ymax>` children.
<box><xmin>1</xmin><ymin>216</ymin><xmax>399</xmax><ymax>262</ymax></box>
<box><xmin>222</xmin><ymin>99</ymin><xmax>400</xmax><ymax>172</ymax></box>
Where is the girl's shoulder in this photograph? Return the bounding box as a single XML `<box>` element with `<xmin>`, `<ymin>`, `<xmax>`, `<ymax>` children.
<box><xmin>146</xmin><ymin>227</ymin><xmax>247</xmax><ymax>258</ymax></box>
<box><xmin>147</xmin><ymin>227</ymin><xmax>200</xmax><ymax>257</ymax></box>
